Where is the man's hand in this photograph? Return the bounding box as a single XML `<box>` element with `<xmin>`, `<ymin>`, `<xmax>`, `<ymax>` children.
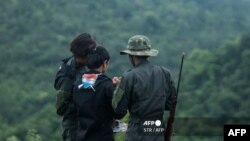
<box><xmin>112</xmin><ymin>76</ymin><xmax>122</xmax><ymax>85</ymax></box>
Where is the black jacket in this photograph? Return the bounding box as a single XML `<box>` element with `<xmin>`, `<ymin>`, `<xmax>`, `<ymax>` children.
<box><xmin>73</xmin><ymin>70</ymin><xmax>119</xmax><ymax>141</ymax></box>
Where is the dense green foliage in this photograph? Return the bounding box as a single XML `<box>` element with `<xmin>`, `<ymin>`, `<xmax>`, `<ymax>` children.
<box><xmin>0</xmin><ymin>0</ymin><xmax>249</xmax><ymax>141</ymax></box>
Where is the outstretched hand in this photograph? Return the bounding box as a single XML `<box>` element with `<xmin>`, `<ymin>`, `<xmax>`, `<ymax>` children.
<box><xmin>112</xmin><ymin>76</ymin><xmax>122</xmax><ymax>85</ymax></box>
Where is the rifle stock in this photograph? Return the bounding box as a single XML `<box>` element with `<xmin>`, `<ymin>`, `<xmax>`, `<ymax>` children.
<box><xmin>165</xmin><ymin>53</ymin><xmax>185</xmax><ymax>141</ymax></box>
<box><xmin>165</xmin><ymin>106</ymin><xmax>176</xmax><ymax>141</ymax></box>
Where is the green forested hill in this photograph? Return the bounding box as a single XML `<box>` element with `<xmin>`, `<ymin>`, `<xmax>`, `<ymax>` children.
<box><xmin>180</xmin><ymin>34</ymin><xmax>250</xmax><ymax>117</ymax></box>
<box><xmin>0</xmin><ymin>0</ymin><xmax>250</xmax><ymax>141</ymax></box>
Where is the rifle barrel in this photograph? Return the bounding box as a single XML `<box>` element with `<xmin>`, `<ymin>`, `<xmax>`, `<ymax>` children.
<box><xmin>165</xmin><ymin>52</ymin><xmax>185</xmax><ymax>141</ymax></box>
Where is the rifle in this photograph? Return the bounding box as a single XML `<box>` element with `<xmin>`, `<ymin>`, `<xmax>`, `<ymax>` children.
<box><xmin>165</xmin><ymin>52</ymin><xmax>185</xmax><ymax>141</ymax></box>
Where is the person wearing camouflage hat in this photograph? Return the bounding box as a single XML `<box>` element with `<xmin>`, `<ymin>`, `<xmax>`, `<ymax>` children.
<box><xmin>112</xmin><ymin>35</ymin><xmax>177</xmax><ymax>141</ymax></box>
<box><xmin>120</xmin><ymin>35</ymin><xmax>159</xmax><ymax>56</ymax></box>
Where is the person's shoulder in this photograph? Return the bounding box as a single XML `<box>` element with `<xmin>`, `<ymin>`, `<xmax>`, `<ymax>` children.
<box><xmin>61</xmin><ymin>56</ymin><xmax>74</xmax><ymax>65</ymax></box>
<box><xmin>122</xmin><ymin>69</ymin><xmax>134</xmax><ymax>77</ymax></box>
<box><xmin>160</xmin><ymin>66</ymin><xmax>171</xmax><ymax>74</ymax></box>
<box><xmin>98</xmin><ymin>74</ymin><xmax>113</xmax><ymax>86</ymax></box>
<box><xmin>99</xmin><ymin>73</ymin><xmax>112</xmax><ymax>80</ymax></box>
<box><xmin>98</xmin><ymin>75</ymin><xmax>115</xmax><ymax>92</ymax></box>
<box><xmin>155</xmin><ymin>65</ymin><xmax>172</xmax><ymax>77</ymax></box>
<box><xmin>57</xmin><ymin>56</ymin><xmax>74</xmax><ymax>70</ymax></box>
<box><xmin>57</xmin><ymin>56</ymin><xmax>75</xmax><ymax>71</ymax></box>
<box><xmin>120</xmin><ymin>69</ymin><xmax>137</xmax><ymax>86</ymax></box>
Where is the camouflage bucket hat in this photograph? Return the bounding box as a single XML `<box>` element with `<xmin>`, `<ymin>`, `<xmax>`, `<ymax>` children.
<box><xmin>120</xmin><ymin>35</ymin><xmax>159</xmax><ymax>56</ymax></box>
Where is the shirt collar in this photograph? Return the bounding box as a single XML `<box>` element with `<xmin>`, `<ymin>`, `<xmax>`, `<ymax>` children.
<box><xmin>134</xmin><ymin>59</ymin><xmax>150</xmax><ymax>68</ymax></box>
<box><xmin>86</xmin><ymin>69</ymin><xmax>102</xmax><ymax>74</ymax></box>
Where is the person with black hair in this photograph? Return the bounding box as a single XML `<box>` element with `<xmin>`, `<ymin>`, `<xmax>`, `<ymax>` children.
<box><xmin>73</xmin><ymin>46</ymin><xmax>121</xmax><ymax>141</ymax></box>
<box><xmin>54</xmin><ymin>33</ymin><xmax>96</xmax><ymax>141</ymax></box>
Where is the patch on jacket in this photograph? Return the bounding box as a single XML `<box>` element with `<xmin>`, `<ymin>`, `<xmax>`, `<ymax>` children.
<box><xmin>78</xmin><ymin>74</ymin><xmax>99</xmax><ymax>91</ymax></box>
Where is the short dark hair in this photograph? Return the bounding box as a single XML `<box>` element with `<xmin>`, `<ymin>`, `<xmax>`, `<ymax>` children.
<box><xmin>70</xmin><ymin>33</ymin><xmax>96</xmax><ymax>58</ymax></box>
<box><xmin>87</xmin><ymin>46</ymin><xmax>110</xmax><ymax>69</ymax></box>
